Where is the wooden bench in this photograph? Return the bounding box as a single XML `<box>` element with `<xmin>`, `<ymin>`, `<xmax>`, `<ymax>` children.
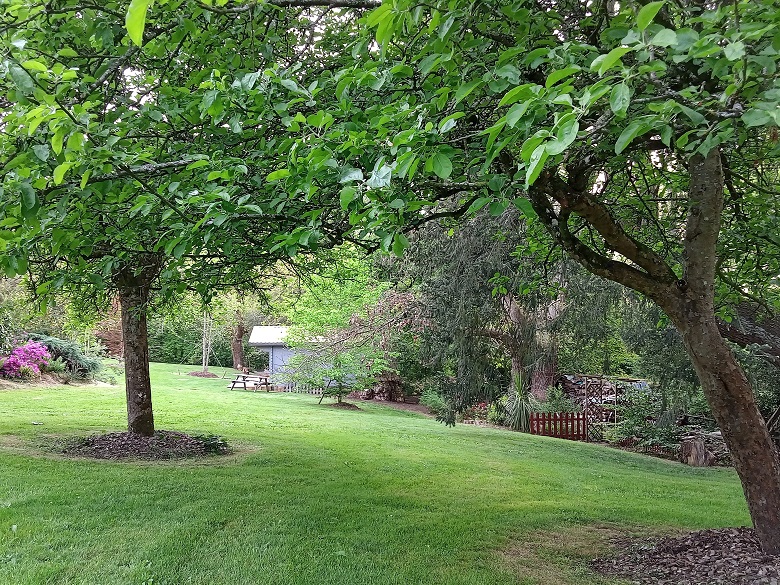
<box><xmin>228</xmin><ymin>374</ymin><xmax>272</xmax><ymax>392</ymax></box>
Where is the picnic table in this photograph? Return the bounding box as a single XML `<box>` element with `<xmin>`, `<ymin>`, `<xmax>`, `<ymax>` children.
<box><xmin>228</xmin><ymin>372</ymin><xmax>272</xmax><ymax>392</ymax></box>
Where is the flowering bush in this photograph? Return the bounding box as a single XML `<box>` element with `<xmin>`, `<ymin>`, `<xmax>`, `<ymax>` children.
<box><xmin>0</xmin><ymin>341</ymin><xmax>51</xmax><ymax>379</ymax></box>
<box><xmin>463</xmin><ymin>402</ymin><xmax>489</xmax><ymax>421</ymax></box>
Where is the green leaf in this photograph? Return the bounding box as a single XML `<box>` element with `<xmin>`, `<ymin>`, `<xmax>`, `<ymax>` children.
<box><xmin>525</xmin><ymin>144</ymin><xmax>549</xmax><ymax>187</ymax></box>
<box><xmin>32</xmin><ymin>144</ymin><xmax>50</xmax><ymax>162</ymax></box>
<box><xmin>545</xmin><ymin>66</ymin><xmax>580</xmax><ymax>88</ymax></box>
<box><xmin>514</xmin><ymin>198</ymin><xmax>537</xmax><ymax>219</ymax></box>
<box><xmin>266</xmin><ymin>169</ymin><xmax>291</xmax><ymax>182</ymax></box>
<box><xmin>173</xmin><ymin>241</ymin><xmax>187</xmax><ymax>259</ymax></box>
<box><xmin>51</xmin><ymin>129</ymin><xmax>65</xmax><ymax>155</ymax></box>
<box><xmin>280</xmin><ymin>79</ymin><xmax>299</xmax><ymax>93</ymax></box>
<box><xmin>488</xmin><ymin>175</ymin><xmax>507</xmax><ymax>192</ymax></box>
<box><xmin>9</xmin><ymin>64</ymin><xmax>35</xmax><ymax>94</ymax></box>
<box><xmin>430</xmin><ymin>153</ymin><xmax>452</xmax><ymax>179</ymax></box>
<box><xmin>545</xmin><ymin>115</ymin><xmax>579</xmax><ymax>156</ymax></box>
<box><xmin>439</xmin><ymin>112</ymin><xmax>464</xmax><ymax>134</ymax></box>
<box><xmin>741</xmin><ymin>109</ymin><xmax>773</xmax><ymax>128</ymax></box>
<box><xmin>66</xmin><ymin>133</ymin><xmax>84</xmax><ymax>152</ymax></box>
<box><xmin>454</xmin><ymin>80</ymin><xmax>482</xmax><ymax>104</ymax></box>
<box><xmin>660</xmin><ymin>125</ymin><xmax>673</xmax><ymax>146</ymax></box>
<box><xmin>467</xmin><ymin>197</ymin><xmax>492</xmax><ymax>214</ymax></box>
<box><xmin>80</xmin><ymin>170</ymin><xmax>91</xmax><ymax>189</ymax></box>
<box><xmin>596</xmin><ymin>47</ymin><xmax>632</xmax><ymax>75</ymax></box>
<box><xmin>367</xmin><ymin>164</ymin><xmax>392</xmax><ymax>188</ymax></box>
<box><xmin>53</xmin><ymin>162</ymin><xmax>73</xmax><ymax>185</ymax></box>
<box><xmin>126</xmin><ymin>0</ymin><xmax>152</xmax><ymax>47</ymax></box>
<box><xmin>677</xmin><ymin>104</ymin><xmax>706</xmax><ymax>126</ymax></box>
<box><xmin>498</xmin><ymin>83</ymin><xmax>535</xmax><ymax>107</ymax></box>
<box><xmin>21</xmin><ymin>60</ymin><xmax>47</xmax><ymax>72</ymax></box>
<box><xmin>339</xmin><ymin>186</ymin><xmax>357</xmax><ymax>210</ymax></box>
<box><xmin>609</xmin><ymin>82</ymin><xmax>631</xmax><ymax>117</ymax></box>
<box><xmin>339</xmin><ymin>168</ymin><xmax>363</xmax><ymax>183</ymax></box>
<box><xmin>615</xmin><ymin>118</ymin><xmax>653</xmax><ymax>154</ymax></box>
<box><xmin>489</xmin><ymin>200</ymin><xmax>508</xmax><ymax>216</ymax></box>
<box><xmin>723</xmin><ymin>41</ymin><xmax>746</xmax><ymax>61</ymax></box>
<box><xmin>186</xmin><ymin>159</ymin><xmax>210</xmax><ymax>170</ymax></box>
<box><xmin>20</xmin><ymin>183</ymin><xmax>36</xmax><ymax>211</ymax></box>
<box><xmin>392</xmin><ymin>233</ymin><xmax>409</xmax><ymax>257</ymax></box>
<box><xmin>637</xmin><ymin>1</ymin><xmax>665</xmax><ymax>31</ymax></box>
<box><xmin>520</xmin><ymin>132</ymin><xmax>549</xmax><ymax>162</ymax></box>
<box><xmin>438</xmin><ymin>14</ymin><xmax>455</xmax><ymax>40</ymax></box>
<box><xmin>650</xmin><ymin>29</ymin><xmax>678</xmax><ymax>47</ymax></box>
<box><xmin>366</xmin><ymin>3</ymin><xmax>392</xmax><ymax>27</ymax></box>
<box><xmin>506</xmin><ymin>101</ymin><xmax>531</xmax><ymax>128</ymax></box>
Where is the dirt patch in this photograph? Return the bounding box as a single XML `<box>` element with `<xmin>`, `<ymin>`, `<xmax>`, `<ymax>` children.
<box><xmin>502</xmin><ymin>524</ymin><xmax>625</xmax><ymax>585</ymax></box>
<box><xmin>187</xmin><ymin>371</ymin><xmax>219</xmax><ymax>378</ymax></box>
<box><xmin>591</xmin><ymin>527</ymin><xmax>780</xmax><ymax>585</ymax></box>
<box><xmin>57</xmin><ymin>430</ymin><xmax>231</xmax><ymax>460</ymax></box>
<box><xmin>0</xmin><ymin>373</ymin><xmax>67</xmax><ymax>389</ymax></box>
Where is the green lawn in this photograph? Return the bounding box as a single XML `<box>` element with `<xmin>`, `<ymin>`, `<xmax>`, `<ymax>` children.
<box><xmin>0</xmin><ymin>363</ymin><xmax>749</xmax><ymax>585</ymax></box>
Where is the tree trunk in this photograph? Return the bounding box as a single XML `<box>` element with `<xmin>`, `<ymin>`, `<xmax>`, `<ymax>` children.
<box><xmin>201</xmin><ymin>310</ymin><xmax>212</xmax><ymax>374</ymax></box>
<box><xmin>528</xmin><ymin>148</ymin><xmax>780</xmax><ymax>553</ymax></box>
<box><xmin>510</xmin><ymin>353</ymin><xmax>526</xmax><ymax>395</ymax></box>
<box><xmin>656</xmin><ymin>151</ymin><xmax>780</xmax><ymax>553</ymax></box>
<box><xmin>672</xmin><ymin>309</ymin><xmax>780</xmax><ymax>551</ymax></box>
<box><xmin>117</xmin><ymin>268</ymin><xmax>155</xmax><ymax>437</ymax></box>
<box><xmin>231</xmin><ymin>309</ymin><xmax>246</xmax><ymax>370</ymax></box>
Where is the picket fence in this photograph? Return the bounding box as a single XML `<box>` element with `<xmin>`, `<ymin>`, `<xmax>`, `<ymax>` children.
<box><xmin>529</xmin><ymin>412</ymin><xmax>588</xmax><ymax>442</ymax></box>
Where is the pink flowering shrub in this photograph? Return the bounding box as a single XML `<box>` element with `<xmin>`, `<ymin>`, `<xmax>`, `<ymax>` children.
<box><xmin>463</xmin><ymin>402</ymin><xmax>489</xmax><ymax>421</ymax></box>
<box><xmin>0</xmin><ymin>341</ymin><xmax>51</xmax><ymax>379</ymax></box>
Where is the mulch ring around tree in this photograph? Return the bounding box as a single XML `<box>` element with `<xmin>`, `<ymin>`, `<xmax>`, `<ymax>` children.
<box><xmin>187</xmin><ymin>371</ymin><xmax>219</xmax><ymax>378</ymax></box>
<box><xmin>57</xmin><ymin>430</ymin><xmax>231</xmax><ymax>460</ymax></box>
<box><xmin>591</xmin><ymin>527</ymin><xmax>780</xmax><ymax>585</ymax></box>
<box><xmin>326</xmin><ymin>401</ymin><xmax>361</xmax><ymax>410</ymax></box>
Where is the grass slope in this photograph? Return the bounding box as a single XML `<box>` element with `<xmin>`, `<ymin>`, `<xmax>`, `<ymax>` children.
<box><xmin>0</xmin><ymin>363</ymin><xmax>749</xmax><ymax>584</ymax></box>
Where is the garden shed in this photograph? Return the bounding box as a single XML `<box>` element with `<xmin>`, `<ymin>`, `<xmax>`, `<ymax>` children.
<box><xmin>247</xmin><ymin>326</ymin><xmax>295</xmax><ymax>377</ymax></box>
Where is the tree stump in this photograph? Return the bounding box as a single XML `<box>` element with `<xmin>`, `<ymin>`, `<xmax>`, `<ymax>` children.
<box><xmin>680</xmin><ymin>438</ymin><xmax>716</xmax><ymax>467</ymax></box>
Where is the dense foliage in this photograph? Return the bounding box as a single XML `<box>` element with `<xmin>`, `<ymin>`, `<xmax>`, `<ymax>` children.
<box><xmin>27</xmin><ymin>334</ymin><xmax>102</xmax><ymax>379</ymax></box>
<box><xmin>0</xmin><ymin>340</ymin><xmax>50</xmax><ymax>379</ymax></box>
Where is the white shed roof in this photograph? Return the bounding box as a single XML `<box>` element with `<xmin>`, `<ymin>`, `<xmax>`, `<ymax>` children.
<box><xmin>248</xmin><ymin>326</ymin><xmax>289</xmax><ymax>346</ymax></box>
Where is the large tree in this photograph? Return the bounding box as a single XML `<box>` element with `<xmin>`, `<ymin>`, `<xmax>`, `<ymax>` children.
<box><xmin>342</xmin><ymin>0</ymin><xmax>780</xmax><ymax>551</ymax></box>
<box><xmin>0</xmin><ymin>0</ymin><xmax>382</xmax><ymax>435</ymax></box>
<box><xmin>390</xmin><ymin>208</ymin><xmax>558</xmax><ymax>414</ymax></box>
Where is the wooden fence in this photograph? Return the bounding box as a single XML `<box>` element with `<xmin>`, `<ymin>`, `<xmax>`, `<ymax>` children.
<box><xmin>282</xmin><ymin>383</ymin><xmax>323</xmax><ymax>395</ymax></box>
<box><xmin>529</xmin><ymin>412</ymin><xmax>588</xmax><ymax>442</ymax></box>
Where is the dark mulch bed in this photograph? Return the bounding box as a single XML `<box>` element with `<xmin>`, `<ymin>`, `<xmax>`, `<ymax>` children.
<box><xmin>327</xmin><ymin>401</ymin><xmax>361</xmax><ymax>410</ymax></box>
<box><xmin>592</xmin><ymin>527</ymin><xmax>780</xmax><ymax>585</ymax></box>
<box><xmin>58</xmin><ymin>430</ymin><xmax>231</xmax><ymax>460</ymax></box>
<box><xmin>187</xmin><ymin>371</ymin><xmax>219</xmax><ymax>378</ymax></box>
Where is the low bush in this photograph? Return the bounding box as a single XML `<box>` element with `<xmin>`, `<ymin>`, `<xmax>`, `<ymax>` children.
<box><xmin>0</xmin><ymin>340</ymin><xmax>51</xmax><ymax>379</ymax></box>
<box><xmin>420</xmin><ymin>388</ymin><xmax>448</xmax><ymax>417</ymax></box>
<box><xmin>487</xmin><ymin>396</ymin><xmax>508</xmax><ymax>425</ymax></box>
<box><xmin>43</xmin><ymin>357</ymin><xmax>67</xmax><ymax>374</ymax></box>
<box><xmin>531</xmin><ymin>387</ymin><xmax>581</xmax><ymax>413</ymax></box>
<box><xmin>28</xmin><ymin>334</ymin><xmax>102</xmax><ymax>379</ymax></box>
<box><xmin>463</xmin><ymin>402</ymin><xmax>488</xmax><ymax>421</ymax></box>
<box><xmin>602</xmin><ymin>386</ymin><xmax>689</xmax><ymax>451</ymax></box>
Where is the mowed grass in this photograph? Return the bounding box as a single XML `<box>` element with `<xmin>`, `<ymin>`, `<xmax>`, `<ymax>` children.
<box><xmin>0</xmin><ymin>363</ymin><xmax>749</xmax><ymax>585</ymax></box>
